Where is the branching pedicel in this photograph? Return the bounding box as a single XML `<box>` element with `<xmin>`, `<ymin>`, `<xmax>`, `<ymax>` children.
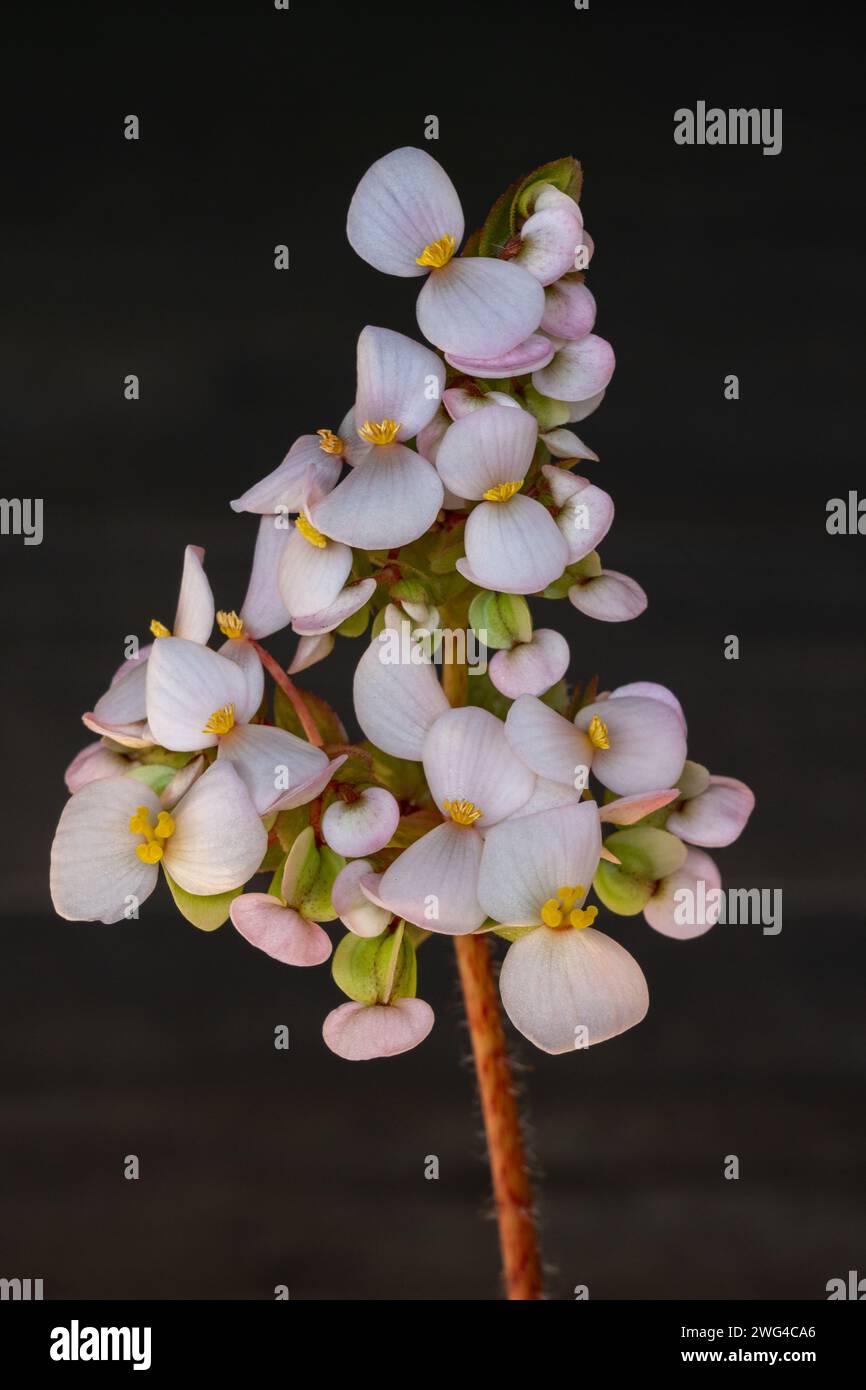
<box><xmin>50</xmin><ymin>147</ymin><xmax>755</xmax><ymax>1297</ymax></box>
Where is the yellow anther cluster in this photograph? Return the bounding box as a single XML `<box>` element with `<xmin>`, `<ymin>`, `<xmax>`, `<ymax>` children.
<box><xmin>203</xmin><ymin>703</ymin><xmax>236</xmax><ymax>736</ymax></box>
<box><xmin>216</xmin><ymin>609</ymin><xmax>245</xmax><ymax>640</ymax></box>
<box><xmin>129</xmin><ymin>805</ymin><xmax>176</xmax><ymax>865</ymax></box>
<box><xmin>317</xmin><ymin>428</ymin><xmax>344</xmax><ymax>455</ymax></box>
<box><xmin>588</xmin><ymin>714</ymin><xmax>610</xmax><ymax>750</ymax></box>
<box><xmin>415</xmin><ymin>233</ymin><xmax>456</xmax><ymax>269</ymax></box>
<box><xmin>295</xmin><ymin>515</ymin><xmax>328</xmax><ymax>548</ymax></box>
<box><xmin>150</xmin><ymin>619</ymin><xmax>171</xmax><ymax>638</ymax></box>
<box><xmin>540</xmin><ymin>885</ymin><xmax>597</xmax><ymax>930</ymax></box>
<box><xmin>357</xmin><ymin>418</ymin><xmax>400</xmax><ymax>447</ymax></box>
<box><xmin>482</xmin><ymin>479</ymin><xmax>524</xmax><ymax>504</ymax></box>
<box><xmin>444</xmin><ymin>799</ymin><xmax>484</xmax><ymax>827</ymax></box>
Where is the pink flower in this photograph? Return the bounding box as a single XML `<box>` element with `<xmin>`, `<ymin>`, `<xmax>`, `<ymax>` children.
<box><xmin>347</xmin><ymin>147</ymin><xmax>544</xmax><ymax>359</ymax></box>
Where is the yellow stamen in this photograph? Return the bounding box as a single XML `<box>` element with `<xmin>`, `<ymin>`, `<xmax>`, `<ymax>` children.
<box><xmin>295</xmin><ymin>515</ymin><xmax>328</xmax><ymax>548</ymax></box>
<box><xmin>357</xmin><ymin>418</ymin><xmax>400</xmax><ymax>447</ymax></box>
<box><xmin>150</xmin><ymin>619</ymin><xmax>171</xmax><ymax>638</ymax></box>
<box><xmin>216</xmin><ymin>609</ymin><xmax>245</xmax><ymax>640</ymax></box>
<box><xmin>588</xmin><ymin>714</ymin><xmax>610</xmax><ymax>750</ymax></box>
<box><xmin>203</xmin><ymin>703</ymin><xmax>236</xmax><ymax>736</ymax></box>
<box><xmin>128</xmin><ymin>804</ymin><xmax>175</xmax><ymax>865</ymax></box>
<box><xmin>541</xmin><ymin>898</ymin><xmax>564</xmax><ymax>928</ymax></box>
<box><xmin>415</xmin><ymin>233</ymin><xmax>456</xmax><ymax>269</ymax></box>
<box><xmin>443</xmin><ymin>799</ymin><xmax>483</xmax><ymax>827</ymax></box>
<box><xmin>317</xmin><ymin>428</ymin><xmax>344</xmax><ymax>455</ymax></box>
<box><xmin>540</xmin><ymin>885</ymin><xmax>593</xmax><ymax>930</ymax></box>
<box><xmin>482</xmin><ymin>479</ymin><xmax>524</xmax><ymax>504</ymax></box>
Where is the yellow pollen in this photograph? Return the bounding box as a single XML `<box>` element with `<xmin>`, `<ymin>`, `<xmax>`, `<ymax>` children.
<box><xmin>482</xmin><ymin>479</ymin><xmax>524</xmax><ymax>503</ymax></box>
<box><xmin>203</xmin><ymin>703</ymin><xmax>236</xmax><ymax>736</ymax></box>
<box><xmin>150</xmin><ymin>619</ymin><xmax>171</xmax><ymax>638</ymax></box>
<box><xmin>415</xmin><ymin>233</ymin><xmax>456</xmax><ymax>269</ymax></box>
<box><xmin>357</xmin><ymin>418</ymin><xmax>401</xmax><ymax>447</ymax></box>
<box><xmin>443</xmin><ymin>799</ymin><xmax>483</xmax><ymax>827</ymax></box>
<box><xmin>540</xmin><ymin>885</ymin><xmax>591</xmax><ymax>930</ymax></box>
<box><xmin>588</xmin><ymin>714</ymin><xmax>610</xmax><ymax>750</ymax></box>
<box><xmin>317</xmin><ymin>428</ymin><xmax>344</xmax><ymax>455</ymax></box>
<box><xmin>295</xmin><ymin>515</ymin><xmax>328</xmax><ymax>548</ymax></box>
<box><xmin>216</xmin><ymin>609</ymin><xmax>245</xmax><ymax>639</ymax></box>
<box><xmin>128</xmin><ymin>804</ymin><xmax>175</xmax><ymax>865</ymax></box>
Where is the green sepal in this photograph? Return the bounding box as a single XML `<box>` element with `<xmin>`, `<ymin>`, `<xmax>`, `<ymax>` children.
<box><xmin>389</xmin><ymin>577</ymin><xmax>429</xmax><ymax>605</ymax></box>
<box><xmin>363</xmin><ymin>742</ymin><xmax>431</xmax><ymax>805</ymax></box>
<box><xmin>280</xmin><ymin>826</ymin><xmax>321</xmax><ymax>907</ymax></box>
<box><xmin>593</xmin><ymin>828</ymin><xmax>688</xmax><ymax>916</ymax></box>
<box><xmin>273</xmin><ymin>805</ymin><xmax>311</xmax><ymax>851</ymax></box>
<box><xmin>164</xmin><ymin>870</ymin><xmax>240</xmax><ymax>932</ymax></box>
<box><xmin>466</xmin><ymin>671</ymin><xmax>513</xmax><ymax>721</ymax></box>
<box><xmin>476</xmin><ymin>155</ymin><xmax>582</xmax><ymax>258</ymax></box>
<box><xmin>331</xmin><ymin>926</ymin><xmax>417</xmax><ymax>1004</ymax></box>
<box><xmin>676</xmin><ymin>760</ymin><xmax>710</xmax><ymax>800</ymax></box>
<box><xmin>468</xmin><ymin>590</ymin><xmax>532</xmax><ymax>650</ymax></box>
<box><xmin>257</xmin><ymin>838</ymin><xmax>287</xmax><ymax>875</ymax></box>
<box><xmin>128</xmin><ymin>764</ymin><xmax>177</xmax><ymax>795</ymax></box>
<box><xmin>540</xmin><ymin>679</ymin><xmax>569</xmax><ymax>716</ymax></box>
<box><xmin>138</xmin><ymin>746</ymin><xmax>195</xmax><ymax>769</ymax></box>
<box><xmin>492</xmin><ymin>923</ymin><xmax>538</xmax><ymax>942</ymax></box>
<box><xmin>522</xmin><ymin>383</ymin><xmax>571</xmax><ymax>431</ymax></box>
<box><xmin>298</xmin><ymin>845</ymin><xmax>345</xmax><ymax>922</ymax></box>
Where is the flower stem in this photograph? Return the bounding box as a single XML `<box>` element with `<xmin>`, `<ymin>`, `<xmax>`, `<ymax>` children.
<box><xmin>250</xmin><ymin>639</ymin><xmax>324</xmax><ymax>747</ymax></box>
<box><xmin>454</xmin><ymin>932</ymin><xmax>543</xmax><ymax>1300</ymax></box>
<box><xmin>442</xmin><ymin>644</ymin><xmax>543</xmax><ymax>1301</ymax></box>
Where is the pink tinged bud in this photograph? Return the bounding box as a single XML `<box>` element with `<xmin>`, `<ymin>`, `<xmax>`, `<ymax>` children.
<box><xmin>64</xmin><ymin>742</ymin><xmax>128</xmax><ymax>793</ymax></box>
<box><xmin>568</xmin><ymin>570</ymin><xmax>648</xmax><ymax>622</ymax></box>
<box><xmin>332</xmin><ymin>861</ymin><xmax>392</xmax><ymax>938</ymax></box>
<box><xmin>666</xmin><ymin>776</ymin><xmax>755</xmax><ymax>848</ymax></box>
<box><xmin>321</xmin><ymin>787</ymin><xmax>400</xmax><ymax>858</ymax></box>
<box><xmin>444</xmin><ymin>334</ymin><xmax>555</xmax><ymax>379</ymax></box>
<box><xmin>643</xmin><ymin>847</ymin><xmax>722</xmax><ymax>940</ymax></box>
<box><xmin>230</xmin><ymin>894</ymin><xmax>332</xmax><ymax>966</ymax></box>
<box><xmin>322</xmin><ymin>997</ymin><xmax>435</xmax><ymax>1060</ymax></box>
<box><xmin>489</xmin><ymin>629</ymin><xmax>570</xmax><ymax>699</ymax></box>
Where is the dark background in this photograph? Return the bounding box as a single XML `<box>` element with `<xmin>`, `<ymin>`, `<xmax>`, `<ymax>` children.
<box><xmin>1</xmin><ymin>0</ymin><xmax>863</xmax><ymax>1299</ymax></box>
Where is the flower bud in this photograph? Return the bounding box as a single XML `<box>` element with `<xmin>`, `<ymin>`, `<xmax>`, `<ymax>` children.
<box><xmin>469</xmin><ymin>591</ymin><xmax>533</xmax><ymax>650</ymax></box>
<box><xmin>593</xmin><ymin>827</ymin><xmax>688</xmax><ymax>915</ymax></box>
<box><xmin>331</xmin><ymin>924</ymin><xmax>417</xmax><ymax>1004</ymax></box>
<box><xmin>523</xmin><ymin>384</ymin><xmax>571</xmax><ymax>432</ymax></box>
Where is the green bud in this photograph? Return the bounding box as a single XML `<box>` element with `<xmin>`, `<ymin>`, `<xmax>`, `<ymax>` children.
<box><xmin>389</xmin><ymin>577</ymin><xmax>429</xmax><ymax>605</ymax></box>
<box><xmin>128</xmin><ymin>764</ymin><xmax>177</xmax><ymax>795</ymax></box>
<box><xmin>298</xmin><ymin>845</ymin><xmax>346</xmax><ymax>922</ymax></box>
<box><xmin>522</xmin><ymin>383</ymin><xmax>571</xmax><ymax>432</ymax></box>
<box><xmin>569</xmin><ymin>551</ymin><xmax>603</xmax><ymax>581</ymax></box>
<box><xmin>164</xmin><ymin>871</ymin><xmax>240</xmax><ymax>932</ymax></box>
<box><xmin>332</xmin><ymin>925</ymin><xmax>417</xmax><ymax>1004</ymax></box>
<box><xmin>280</xmin><ymin>826</ymin><xmax>320</xmax><ymax>908</ymax></box>
<box><xmin>593</xmin><ymin>827</ymin><xmax>688</xmax><ymax>916</ymax></box>
<box><xmin>676</xmin><ymin>760</ymin><xmax>710</xmax><ymax>800</ymax></box>
<box><xmin>468</xmin><ymin>590</ymin><xmax>533</xmax><ymax>650</ymax></box>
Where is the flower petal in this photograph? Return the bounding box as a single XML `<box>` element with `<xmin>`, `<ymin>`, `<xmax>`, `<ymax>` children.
<box><xmin>217</xmin><ymin>721</ymin><xmax>332</xmax><ymax>816</ymax></box>
<box><xmin>289</xmin><ymin>632</ymin><xmax>334</xmax><ymax>673</ymax></box>
<box><xmin>532</xmin><ymin>334</ymin><xmax>616</xmax><ymax>402</ymax></box>
<box><xmin>309</xmin><ymin>443</ymin><xmax>443</xmax><ymax>550</ymax></box>
<box><xmin>540</xmin><ymin>427</ymin><xmax>599</xmax><ymax>462</ymax></box>
<box><xmin>666</xmin><ymin>776</ymin><xmax>755</xmax><ymax>848</ymax></box>
<box><xmin>322</xmin><ymin>998</ymin><xmax>435</xmax><ymax>1060</ymax></box>
<box><xmin>505</xmin><ymin>694</ymin><xmax>593</xmax><ymax>785</ymax></box>
<box><xmin>347</xmin><ymin>146</ymin><xmax>463</xmax><ymax>277</ymax></box>
<box><xmin>609</xmin><ymin>681</ymin><xmax>687</xmax><ymax>732</ymax></box>
<box><xmin>64</xmin><ymin>742</ymin><xmax>128</xmax><ymax>793</ymax></box>
<box><xmin>422</xmin><ymin>706</ymin><xmax>535</xmax><ymax>827</ymax></box>
<box><xmin>478</xmin><ymin>800</ymin><xmax>601</xmax><ymax>927</ymax></box>
<box><xmin>50</xmin><ymin>778</ymin><xmax>159</xmax><ymax>923</ymax></box>
<box><xmin>542</xmin><ymin>466</ymin><xmax>614</xmax><ymax>562</ymax></box>
<box><xmin>444</xmin><ymin>334</ymin><xmax>555</xmax><ymax>379</ymax></box>
<box><xmin>291</xmin><ymin>578</ymin><xmax>377</xmax><ymax>637</ymax></box>
<box><xmin>416</xmin><ymin>257</ymin><xmax>544</xmax><ymax>358</ymax></box>
<box><xmin>278</xmin><ymin>526</ymin><xmax>352</xmax><ymax>617</ymax></box>
<box><xmin>146</xmin><ymin>636</ymin><xmax>252</xmax><ymax>751</ymax></box>
<box><xmin>541</xmin><ymin>276</ymin><xmax>597</xmax><ymax>339</ymax></box>
<box><xmin>488</xmin><ymin>629</ymin><xmax>570</xmax><ymax>699</ymax></box>
<box><xmin>463</xmin><ymin>494</ymin><xmax>569</xmax><ymax>594</ymax></box>
<box><xmin>355</xmin><ymin>325</ymin><xmax>445</xmax><ymax>439</ymax></box>
<box><xmin>376</xmin><ymin>820</ymin><xmax>485</xmax><ymax>935</ymax></box>
<box><xmin>173</xmin><ymin>545</ymin><xmax>214</xmax><ymax>644</ymax></box>
<box><xmin>93</xmin><ymin>657</ymin><xmax>149</xmax><ymax>727</ymax></box>
<box><xmin>499</xmin><ymin>925</ymin><xmax>649</xmax><ymax>1052</ymax></box>
<box><xmin>353</xmin><ymin>630</ymin><xmax>449</xmax><ymax>760</ymax></box>
<box><xmin>332</xmin><ymin>860</ymin><xmax>392</xmax><ymax>938</ymax></box>
<box><xmin>599</xmin><ymin>788</ymin><xmax>680</xmax><ymax>825</ymax></box>
<box><xmin>165</xmin><ymin>760</ymin><xmax>266</xmax><ymax>895</ymax></box>
<box><xmin>568</xmin><ymin>570</ymin><xmax>648</xmax><ymax>622</ymax></box>
<box><xmin>565</xmin><ymin>390</ymin><xmax>606</xmax><ymax>422</ymax></box>
<box><xmin>231</xmin><ymin>434</ymin><xmax>343</xmax><ymax>516</ymax></box>
<box><xmin>238</xmin><ymin>516</ymin><xmax>292</xmax><ymax>641</ymax></box>
<box><xmin>322</xmin><ymin>787</ymin><xmax>401</xmax><ymax>857</ymax></box>
<box><xmin>644</xmin><ymin>847</ymin><xmax>722</xmax><ymax>939</ymax></box>
<box><xmin>230</xmin><ymin>894</ymin><xmax>332</xmax><ymax>965</ymax></box>
<box><xmin>435</xmin><ymin>404</ymin><xmax>537</xmax><ymax>501</ymax></box>
<box><xmin>576</xmin><ymin>696</ymin><xmax>687</xmax><ymax>796</ymax></box>
<box><xmin>514</xmin><ymin>208</ymin><xmax>585</xmax><ymax>285</ymax></box>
